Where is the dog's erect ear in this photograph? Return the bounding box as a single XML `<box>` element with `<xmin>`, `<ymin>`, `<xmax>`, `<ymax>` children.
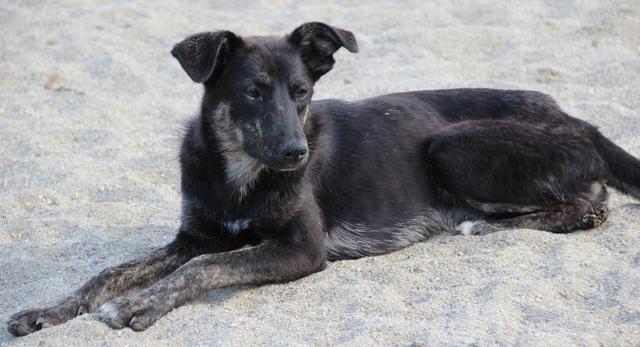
<box><xmin>171</xmin><ymin>31</ymin><xmax>241</xmax><ymax>83</ymax></box>
<box><xmin>288</xmin><ymin>22</ymin><xmax>358</xmax><ymax>81</ymax></box>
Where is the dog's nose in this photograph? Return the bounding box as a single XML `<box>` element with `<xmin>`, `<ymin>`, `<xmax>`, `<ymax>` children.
<box><xmin>281</xmin><ymin>141</ymin><xmax>308</xmax><ymax>164</ymax></box>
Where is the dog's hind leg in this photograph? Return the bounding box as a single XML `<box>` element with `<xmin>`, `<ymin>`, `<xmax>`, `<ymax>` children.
<box><xmin>7</xmin><ymin>232</ymin><xmax>237</xmax><ymax>336</ymax></box>
<box><xmin>427</xmin><ymin>119</ymin><xmax>611</xmax><ymax>236</ymax></box>
<box><xmin>457</xmin><ymin>184</ymin><xmax>609</xmax><ymax>235</ymax></box>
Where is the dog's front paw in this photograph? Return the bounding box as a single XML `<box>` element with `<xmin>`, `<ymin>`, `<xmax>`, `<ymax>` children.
<box><xmin>7</xmin><ymin>301</ymin><xmax>86</xmax><ymax>337</ymax></box>
<box><xmin>7</xmin><ymin>308</ymin><xmax>44</xmax><ymax>337</ymax></box>
<box><xmin>95</xmin><ymin>296</ymin><xmax>164</xmax><ymax>331</ymax></box>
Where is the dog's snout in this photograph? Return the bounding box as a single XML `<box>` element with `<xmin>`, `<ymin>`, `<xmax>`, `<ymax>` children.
<box><xmin>281</xmin><ymin>141</ymin><xmax>308</xmax><ymax>164</ymax></box>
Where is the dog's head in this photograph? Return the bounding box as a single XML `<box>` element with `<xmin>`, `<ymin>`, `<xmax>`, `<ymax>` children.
<box><xmin>172</xmin><ymin>22</ymin><xmax>358</xmax><ymax>171</ymax></box>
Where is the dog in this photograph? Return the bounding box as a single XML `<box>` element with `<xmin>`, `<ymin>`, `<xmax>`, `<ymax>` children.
<box><xmin>8</xmin><ymin>22</ymin><xmax>640</xmax><ymax>336</ymax></box>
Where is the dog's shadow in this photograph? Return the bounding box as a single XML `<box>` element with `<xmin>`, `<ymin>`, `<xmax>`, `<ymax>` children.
<box><xmin>191</xmin><ymin>286</ymin><xmax>247</xmax><ymax>307</ymax></box>
<box><xmin>618</xmin><ymin>203</ymin><xmax>640</xmax><ymax>219</ymax></box>
<box><xmin>620</xmin><ymin>202</ymin><xmax>640</xmax><ymax>212</ymax></box>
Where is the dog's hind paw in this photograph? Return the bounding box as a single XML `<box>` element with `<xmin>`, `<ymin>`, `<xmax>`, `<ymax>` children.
<box><xmin>455</xmin><ymin>221</ymin><xmax>499</xmax><ymax>236</ymax></box>
<box><xmin>455</xmin><ymin>221</ymin><xmax>479</xmax><ymax>235</ymax></box>
<box><xmin>128</xmin><ymin>311</ymin><xmax>160</xmax><ymax>332</ymax></box>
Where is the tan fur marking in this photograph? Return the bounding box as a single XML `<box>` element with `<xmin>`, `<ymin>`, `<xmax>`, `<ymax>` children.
<box><xmin>212</xmin><ymin>102</ymin><xmax>264</xmax><ymax>199</ymax></box>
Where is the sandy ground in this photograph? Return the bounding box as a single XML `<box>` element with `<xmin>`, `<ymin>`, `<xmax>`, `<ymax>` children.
<box><xmin>1</xmin><ymin>0</ymin><xmax>639</xmax><ymax>345</ymax></box>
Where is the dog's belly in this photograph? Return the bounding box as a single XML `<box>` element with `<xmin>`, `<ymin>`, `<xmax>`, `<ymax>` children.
<box><xmin>323</xmin><ymin>210</ymin><xmax>459</xmax><ymax>260</ymax></box>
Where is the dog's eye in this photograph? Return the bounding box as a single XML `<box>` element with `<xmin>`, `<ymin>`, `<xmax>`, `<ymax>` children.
<box><xmin>295</xmin><ymin>88</ymin><xmax>308</xmax><ymax>99</ymax></box>
<box><xmin>246</xmin><ymin>87</ymin><xmax>261</xmax><ymax>99</ymax></box>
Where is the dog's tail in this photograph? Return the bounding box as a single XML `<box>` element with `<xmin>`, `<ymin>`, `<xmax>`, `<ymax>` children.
<box><xmin>592</xmin><ymin>128</ymin><xmax>640</xmax><ymax>200</ymax></box>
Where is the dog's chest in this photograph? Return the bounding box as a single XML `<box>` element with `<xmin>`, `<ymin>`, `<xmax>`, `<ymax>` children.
<box><xmin>222</xmin><ymin>218</ymin><xmax>252</xmax><ymax>234</ymax></box>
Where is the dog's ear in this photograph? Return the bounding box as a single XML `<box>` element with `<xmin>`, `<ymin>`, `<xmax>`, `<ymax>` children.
<box><xmin>288</xmin><ymin>22</ymin><xmax>358</xmax><ymax>81</ymax></box>
<box><xmin>171</xmin><ymin>31</ymin><xmax>241</xmax><ymax>84</ymax></box>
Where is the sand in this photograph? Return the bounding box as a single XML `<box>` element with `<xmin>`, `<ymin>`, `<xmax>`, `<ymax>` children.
<box><xmin>1</xmin><ymin>0</ymin><xmax>639</xmax><ymax>345</ymax></box>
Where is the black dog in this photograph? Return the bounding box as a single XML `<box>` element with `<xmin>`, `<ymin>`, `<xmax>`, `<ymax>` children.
<box><xmin>8</xmin><ymin>22</ymin><xmax>640</xmax><ymax>336</ymax></box>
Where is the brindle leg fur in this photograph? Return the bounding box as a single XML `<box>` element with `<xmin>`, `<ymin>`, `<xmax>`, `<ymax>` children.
<box><xmin>7</xmin><ymin>237</ymin><xmax>200</xmax><ymax>336</ymax></box>
<box><xmin>95</xmin><ymin>240</ymin><xmax>324</xmax><ymax>331</ymax></box>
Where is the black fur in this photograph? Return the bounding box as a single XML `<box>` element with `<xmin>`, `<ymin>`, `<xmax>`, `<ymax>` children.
<box><xmin>8</xmin><ymin>23</ymin><xmax>640</xmax><ymax>336</ymax></box>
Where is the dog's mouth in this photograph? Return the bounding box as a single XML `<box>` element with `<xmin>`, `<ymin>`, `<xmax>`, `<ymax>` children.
<box><xmin>259</xmin><ymin>153</ymin><xmax>309</xmax><ymax>172</ymax></box>
<box><xmin>243</xmin><ymin>139</ymin><xmax>309</xmax><ymax>172</ymax></box>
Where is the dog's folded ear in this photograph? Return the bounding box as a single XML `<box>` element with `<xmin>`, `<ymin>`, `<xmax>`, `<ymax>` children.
<box><xmin>171</xmin><ymin>31</ymin><xmax>241</xmax><ymax>84</ymax></box>
<box><xmin>288</xmin><ymin>22</ymin><xmax>358</xmax><ymax>81</ymax></box>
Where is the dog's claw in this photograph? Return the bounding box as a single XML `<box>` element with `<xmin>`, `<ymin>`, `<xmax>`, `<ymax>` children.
<box><xmin>34</xmin><ymin>317</ymin><xmax>48</xmax><ymax>329</ymax></box>
<box><xmin>129</xmin><ymin>315</ymin><xmax>149</xmax><ymax>331</ymax></box>
<box><xmin>76</xmin><ymin>304</ymin><xmax>88</xmax><ymax>316</ymax></box>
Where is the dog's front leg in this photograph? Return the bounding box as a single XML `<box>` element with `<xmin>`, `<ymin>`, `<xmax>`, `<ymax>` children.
<box><xmin>7</xmin><ymin>232</ymin><xmax>236</xmax><ymax>336</ymax></box>
<box><xmin>96</xmin><ymin>213</ymin><xmax>326</xmax><ymax>331</ymax></box>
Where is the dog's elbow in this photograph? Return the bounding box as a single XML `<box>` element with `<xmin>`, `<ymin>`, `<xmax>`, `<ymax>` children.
<box><xmin>278</xmin><ymin>245</ymin><xmax>327</xmax><ymax>282</ymax></box>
